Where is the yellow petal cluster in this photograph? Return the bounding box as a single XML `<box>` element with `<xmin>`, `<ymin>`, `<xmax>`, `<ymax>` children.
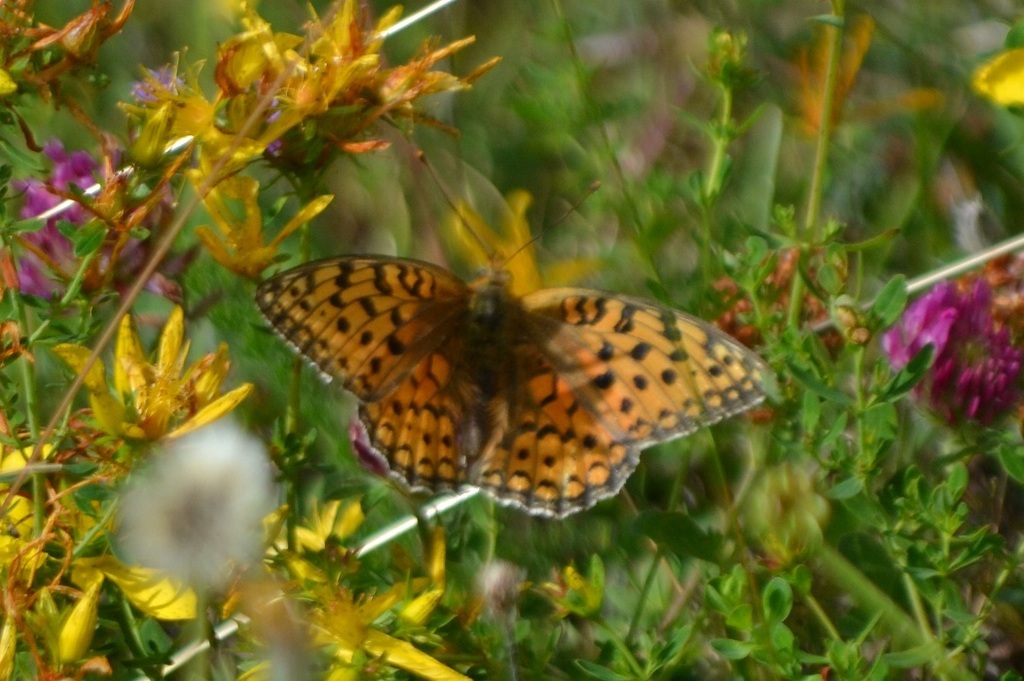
<box><xmin>122</xmin><ymin>0</ymin><xmax>496</xmax><ymax>183</ymax></box>
<box><xmin>193</xmin><ymin>173</ymin><xmax>333</xmax><ymax>279</ymax></box>
<box><xmin>54</xmin><ymin>306</ymin><xmax>252</xmax><ymax>441</ymax></box>
<box><xmin>446</xmin><ymin>189</ymin><xmax>598</xmax><ymax>297</ymax></box>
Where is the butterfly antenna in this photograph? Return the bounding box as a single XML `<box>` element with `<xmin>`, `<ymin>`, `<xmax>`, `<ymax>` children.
<box><xmin>416</xmin><ymin>151</ymin><xmax>494</xmax><ymax>259</ymax></box>
<box><xmin>494</xmin><ymin>179</ymin><xmax>601</xmax><ymax>271</ymax></box>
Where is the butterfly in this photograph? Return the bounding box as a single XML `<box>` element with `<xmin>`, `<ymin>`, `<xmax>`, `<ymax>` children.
<box><xmin>256</xmin><ymin>255</ymin><xmax>769</xmax><ymax>518</ymax></box>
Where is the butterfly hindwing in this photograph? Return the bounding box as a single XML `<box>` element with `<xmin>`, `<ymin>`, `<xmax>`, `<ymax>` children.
<box><xmin>256</xmin><ymin>257</ymin><xmax>470</xmax><ymax>401</ymax></box>
<box><xmin>359</xmin><ymin>346</ymin><xmax>470</xmax><ymax>492</ymax></box>
<box><xmin>472</xmin><ymin>340</ymin><xmax>637</xmax><ymax>517</ymax></box>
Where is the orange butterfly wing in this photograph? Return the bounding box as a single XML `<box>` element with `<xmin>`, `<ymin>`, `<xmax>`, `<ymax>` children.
<box><xmin>257</xmin><ymin>257</ymin><xmax>769</xmax><ymax>517</ymax></box>
<box><xmin>470</xmin><ymin>289</ymin><xmax>768</xmax><ymax>517</ymax></box>
<box><xmin>257</xmin><ymin>257</ymin><xmax>480</xmax><ymax>493</ymax></box>
<box><xmin>256</xmin><ymin>257</ymin><xmax>469</xmax><ymax>402</ymax></box>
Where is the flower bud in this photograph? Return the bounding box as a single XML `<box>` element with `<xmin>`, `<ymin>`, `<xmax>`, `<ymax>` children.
<box><xmin>0</xmin><ymin>616</ymin><xmax>16</xmax><ymax>679</ymax></box>
<box><xmin>58</xmin><ymin>579</ymin><xmax>102</xmax><ymax>663</ymax></box>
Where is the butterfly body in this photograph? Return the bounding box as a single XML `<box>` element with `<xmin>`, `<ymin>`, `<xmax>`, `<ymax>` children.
<box><xmin>257</xmin><ymin>256</ymin><xmax>768</xmax><ymax>517</ymax></box>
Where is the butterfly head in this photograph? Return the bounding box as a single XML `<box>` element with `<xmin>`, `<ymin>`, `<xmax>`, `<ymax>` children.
<box><xmin>468</xmin><ymin>268</ymin><xmax>516</xmax><ymax>321</ymax></box>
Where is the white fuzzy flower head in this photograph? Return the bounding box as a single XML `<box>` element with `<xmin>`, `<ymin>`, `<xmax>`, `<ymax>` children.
<box><xmin>476</xmin><ymin>559</ymin><xmax>526</xmax><ymax>622</ymax></box>
<box><xmin>119</xmin><ymin>420</ymin><xmax>276</xmax><ymax>591</ymax></box>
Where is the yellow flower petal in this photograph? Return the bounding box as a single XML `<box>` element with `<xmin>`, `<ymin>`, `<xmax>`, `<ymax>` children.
<box><xmin>272</xmin><ymin>193</ymin><xmax>334</xmax><ymax>248</ymax></box>
<box><xmin>192</xmin><ymin>344</ymin><xmax>230</xmax><ymax>405</ymax></box>
<box><xmin>398</xmin><ymin>588</ymin><xmax>444</xmax><ymax>626</ymax></box>
<box><xmin>0</xmin><ymin>69</ymin><xmax>16</xmax><ymax>97</ymax></box>
<box><xmin>58</xmin><ymin>575</ymin><xmax>103</xmax><ymax>663</ymax></box>
<box><xmin>363</xmin><ymin>629</ymin><xmax>469</xmax><ymax>681</ymax></box>
<box><xmin>165</xmin><ymin>382</ymin><xmax>253</xmax><ymax>439</ymax></box>
<box><xmin>52</xmin><ymin>344</ymin><xmax>107</xmax><ymax>395</ymax></box>
<box><xmin>157</xmin><ymin>307</ymin><xmax>185</xmax><ymax>377</ymax></box>
<box><xmin>426</xmin><ymin>525</ymin><xmax>446</xmax><ymax>586</ymax></box>
<box><xmin>325</xmin><ymin>668</ymin><xmax>360</xmax><ymax>681</ymax></box>
<box><xmin>334</xmin><ymin>500</ymin><xmax>364</xmax><ymax>542</ymax></box>
<box><xmin>75</xmin><ymin>557</ymin><xmax>197</xmax><ymax>621</ymax></box>
<box><xmin>974</xmin><ymin>48</ymin><xmax>1024</xmax><ymax>105</ymax></box>
<box><xmin>52</xmin><ymin>345</ymin><xmax>129</xmax><ymax>435</ymax></box>
<box><xmin>114</xmin><ymin>313</ymin><xmax>145</xmax><ymax>399</ymax></box>
<box><xmin>0</xmin><ymin>616</ymin><xmax>15</xmax><ymax>680</ymax></box>
<box><xmin>0</xmin><ymin>496</ymin><xmax>33</xmax><ymax>564</ymax></box>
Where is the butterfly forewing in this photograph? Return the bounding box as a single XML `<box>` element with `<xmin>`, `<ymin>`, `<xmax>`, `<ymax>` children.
<box><xmin>256</xmin><ymin>257</ymin><xmax>470</xmax><ymax>401</ymax></box>
<box><xmin>521</xmin><ymin>288</ymin><xmax>767</xmax><ymax>443</ymax></box>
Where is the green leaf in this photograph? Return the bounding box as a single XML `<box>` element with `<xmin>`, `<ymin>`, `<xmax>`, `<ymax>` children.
<box><xmin>828</xmin><ymin>476</ymin><xmax>864</xmax><ymax>500</ymax></box>
<box><xmin>1007</xmin><ymin>17</ymin><xmax>1024</xmax><ymax>49</ymax></box>
<box><xmin>769</xmin><ymin>622</ymin><xmax>795</xmax><ymax>653</ymax></box>
<box><xmin>654</xmin><ymin>622</ymin><xmax>693</xmax><ymax>667</ymax></box>
<box><xmin>762</xmin><ymin>577</ymin><xmax>793</xmax><ymax>624</ymax></box>
<box><xmin>818</xmin><ymin>262</ymin><xmax>843</xmax><ymax>295</ymax></box>
<box><xmin>788</xmin><ymin>361</ymin><xmax>854</xmax><ymax>407</ymax></box>
<box><xmin>70</xmin><ymin>220</ymin><xmax>107</xmax><ymax>257</ymax></box>
<box><xmin>995</xmin><ymin>438</ymin><xmax>1024</xmax><ymax>484</ymax></box>
<box><xmin>710</xmin><ymin>638</ymin><xmax>754</xmax><ymax>660</ymax></box>
<box><xmin>881</xmin><ymin>643</ymin><xmax>945</xmax><ymax>668</ymax></box>
<box><xmin>632</xmin><ymin>510</ymin><xmax>723</xmax><ymax>563</ymax></box>
<box><xmin>946</xmin><ymin>462</ymin><xmax>968</xmax><ymax>501</ymax></box>
<box><xmin>871</xmin><ymin>275</ymin><xmax>908</xmax><ymax>327</ymax></box>
<box><xmin>877</xmin><ymin>345</ymin><xmax>933</xmax><ymax>402</ymax></box>
<box><xmin>862</xmin><ymin>403</ymin><xmax>898</xmax><ymax>448</ymax></box>
<box><xmin>576</xmin><ymin>660</ymin><xmax>631</xmax><ymax>681</ymax></box>
<box><xmin>726</xmin><ymin>603</ymin><xmax>753</xmax><ymax>630</ymax></box>
<box><xmin>801</xmin><ymin>389</ymin><xmax>821</xmax><ymax>434</ymax></box>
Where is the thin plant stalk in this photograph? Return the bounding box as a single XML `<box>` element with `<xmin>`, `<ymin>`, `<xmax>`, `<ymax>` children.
<box><xmin>788</xmin><ymin>0</ymin><xmax>846</xmax><ymax>329</ymax></box>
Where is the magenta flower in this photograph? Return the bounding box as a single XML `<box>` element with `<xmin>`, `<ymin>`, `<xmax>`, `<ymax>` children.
<box><xmin>13</xmin><ymin>140</ymin><xmax>98</xmax><ymax>297</ymax></box>
<box><xmin>14</xmin><ymin>140</ymin><xmax>187</xmax><ymax>301</ymax></box>
<box><xmin>883</xmin><ymin>280</ymin><xmax>1023</xmax><ymax>425</ymax></box>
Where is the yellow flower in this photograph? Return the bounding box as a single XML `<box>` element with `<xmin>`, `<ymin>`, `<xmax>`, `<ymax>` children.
<box><xmin>293</xmin><ymin>499</ymin><xmax>365</xmax><ymax>554</ymax></box>
<box><xmin>286</xmin><ymin>522</ymin><xmax>459</xmax><ymax>679</ymax></box>
<box><xmin>0</xmin><ymin>444</ymin><xmax>52</xmax><ymax>570</ymax></box>
<box><xmin>192</xmin><ymin>174</ymin><xmax>333</xmax><ymax>279</ymax></box>
<box><xmin>53</xmin><ymin>307</ymin><xmax>252</xmax><ymax>440</ymax></box>
<box><xmin>205</xmin><ymin>0</ymin><xmax>492</xmax><ymax>178</ymax></box>
<box><xmin>57</xmin><ymin>572</ymin><xmax>102</xmax><ymax>663</ymax></box>
<box><xmin>445</xmin><ymin>190</ymin><xmax>598</xmax><ymax>297</ymax></box>
<box><xmin>542</xmin><ymin>555</ymin><xmax>605</xmax><ymax>619</ymax></box>
<box><xmin>312</xmin><ymin>585</ymin><xmax>467</xmax><ymax>681</ymax></box>
<box><xmin>973</xmin><ymin>48</ymin><xmax>1024</xmax><ymax>106</ymax></box>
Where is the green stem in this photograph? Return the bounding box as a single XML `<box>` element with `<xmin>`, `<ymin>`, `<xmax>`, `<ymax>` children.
<box><xmin>550</xmin><ymin>0</ymin><xmax>660</xmax><ymax>283</ymax></box>
<box><xmin>58</xmin><ymin>248</ymin><xmax>100</xmax><ymax>308</ymax></box>
<box><xmin>187</xmin><ymin>589</ymin><xmax>210</xmax><ymax>680</ymax></box>
<box><xmin>902</xmin><ymin>571</ymin><xmax>936</xmax><ymax>643</ymax></box>
<box><xmin>704</xmin><ymin>84</ymin><xmax>734</xmax><ymax>208</ymax></box>
<box><xmin>788</xmin><ymin>1</ymin><xmax>846</xmax><ymax>329</ymax></box>
<box><xmin>627</xmin><ymin>550</ymin><xmax>664</xmax><ymax>642</ymax></box>
<box><xmin>72</xmin><ymin>500</ymin><xmax>119</xmax><ymax>558</ymax></box>
<box><xmin>8</xmin><ymin>260</ymin><xmax>45</xmax><ymax>536</ymax></box>
<box><xmin>852</xmin><ymin>345</ymin><xmax>868</xmax><ymax>471</ymax></box>
<box><xmin>801</xmin><ymin>591</ymin><xmax>842</xmax><ymax>641</ymax></box>
<box><xmin>115</xmin><ymin>587</ymin><xmax>149</xmax><ymax>662</ymax></box>
<box><xmin>596</xmin><ymin>616</ymin><xmax>646</xmax><ymax>679</ymax></box>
